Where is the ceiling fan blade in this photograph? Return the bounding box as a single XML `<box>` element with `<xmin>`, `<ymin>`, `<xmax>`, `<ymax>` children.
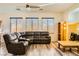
<box><xmin>39</xmin><ymin>3</ymin><xmax>53</xmax><ymax>6</ymax></box>
<box><xmin>30</xmin><ymin>5</ymin><xmax>40</xmax><ymax>8</ymax></box>
<box><xmin>16</xmin><ymin>6</ymin><xmax>26</xmax><ymax>8</ymax></box>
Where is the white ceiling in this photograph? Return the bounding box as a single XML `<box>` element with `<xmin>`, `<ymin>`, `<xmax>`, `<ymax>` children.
<box><xmin>0</xmin><ymin>3</ymin><xmax>76</xmax><ymax>13</ymax></box>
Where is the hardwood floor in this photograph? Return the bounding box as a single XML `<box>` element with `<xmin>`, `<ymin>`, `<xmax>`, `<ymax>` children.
<box><xmin>0</xmin><ymin>38</ymin><xmax>78</xmax><ymax>56</ymax></box>
<box><xmin>25</xmin><ymin>44</ymin><xmax>61</xmax><ymax>56</ymax></box>
<box><xmin>0</xmin><ymin>42</ymin><xmax>61</xmax><ymax>56</ymax></box>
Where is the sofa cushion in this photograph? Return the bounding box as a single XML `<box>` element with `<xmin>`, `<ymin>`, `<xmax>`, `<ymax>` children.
<box><xmin>75</xmin><ymin>35</ymin><xmax>79</xmax><ymax>41</ymax></box>
<box><xmin>70</xmin><ymin>33</ymin><xmax>77</xmax><ymax>41</ymax></box>
<box><xmin>40</xmin><ymin>32</ymin><xmax>49</xmax><ymax>36</ymax></box>
<box><xmin>9</xmin><ymin>34</ymin><xmax>17</xmax><ymax>41</ymax></box>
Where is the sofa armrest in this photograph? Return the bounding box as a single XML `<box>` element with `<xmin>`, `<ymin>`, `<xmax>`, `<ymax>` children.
<box><xmin>11</xmin><ymin>42</ymin><xmax>26</xmax><ymax>51</ymax></box>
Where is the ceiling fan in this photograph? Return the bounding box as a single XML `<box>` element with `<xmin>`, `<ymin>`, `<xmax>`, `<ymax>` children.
<box><xmin>25</xmin><ymin>4</ymin><xmax>40</xmax><ymax>8</ymax></box>
<box><xmin>16</xmin><ymin>3</ymin><xmax>53</xmax><ymax>11</ymax></box>
<box><xmin>16</xmin><ymin>4</ymin><xmax>40</xmax><ymax>11</ymax></box>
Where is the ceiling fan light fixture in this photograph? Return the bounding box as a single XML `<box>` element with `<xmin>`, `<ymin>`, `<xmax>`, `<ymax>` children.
<box><xmin>26</xmin><ymin>4</ymin><xmax>30</xmax><ymax>8</ymax></box>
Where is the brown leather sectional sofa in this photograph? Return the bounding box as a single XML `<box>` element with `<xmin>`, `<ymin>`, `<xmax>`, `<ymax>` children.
<box><xmin>3</xmin><ymin>31</ymin><xmax>51</xmax><ymax>55</ymax></box>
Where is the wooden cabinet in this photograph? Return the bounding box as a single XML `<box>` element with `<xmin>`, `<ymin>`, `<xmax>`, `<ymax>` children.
<box><xmin>58</xmin><ymin>22</ymin><xmax>67</xmax><ymax>41</ymax></box>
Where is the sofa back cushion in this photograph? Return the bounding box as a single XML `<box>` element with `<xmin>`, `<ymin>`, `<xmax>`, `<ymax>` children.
<box><xmin>75</xmin><ymin>35</ymin><xmax>79</xmax><ymax>41</ymax></box>
<box><xmin>25</xmin><ymin>32</ymin><xmax>34</xmax><ymax>36</ymax></box>
<box><xmin>70</xmin><ymin>33</ymin><xmax>77</xmax><ymax>41</ymax></box>
<box><xmin>40</xmin><ymin>32</ymin><xmax>49</xmax><ymax>36</ymax></box>
<box><xmin>34</xmin><ymin>32</ymin><xmax>40</xmax><ymax>36</ymax></box>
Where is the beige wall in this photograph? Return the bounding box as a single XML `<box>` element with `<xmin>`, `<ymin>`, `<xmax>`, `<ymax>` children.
<box><xmin>0</xmin><ymin>12</ymin><xmax>63</xmax><ymax>41</ymax></box>
<box><xmin>63</xmin><ymin>4</ymin><xmax>79</xmax><ymax>21</ymax></box>
<box><xmin>1</xmin><ymin>4</ymin><xmax>79</xmax><ymax>41</ymax></box>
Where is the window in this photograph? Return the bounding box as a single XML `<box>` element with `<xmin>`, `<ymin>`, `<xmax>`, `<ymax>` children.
<box><xmin>10</xmin><ymin>18</ymin><xmax>17</xmax><ymax>33</ymax></box>
<box><xmin>10</xmin><ymin>17</ymin><xmax>54</xmax><ymax>33</ymax></box>
<box><xmin>10</xmin><ymin>17</ymin><xmax>23</xmax><ymax>33</ymax></box>
<box><xmin>42</xmin><ymin>19</ymin><xmax>48</xmax><ymax>31</ymax></box>
<box><xmin>48</xmin><ymin>19</ymin><xmax>54</xmax><ymax>33</ymax></box>
<box><xmin>25</xmin><ymin>17</ymin><xmax>39</xmax><ymax>31</ymax></box>
<box><xmin>25</xmin><ymin>19</ymin><xmax>32</xmax><ymax>31</ymax></box>
<box><xmin>32</xmin><ymin>19</ymin><xmax>39</xmax><ymax>31</ymax></box>
<box><xmin>17</xmin><ymin>19</ymin><xmax>24</xmax><ymax>32</ymax></box>
<box><xmin>38</xmin><ymin>19</ymin><xmax>42</xmax><ymax>31</ymax></box>
<box><xmin>42</xmin><ymin>17</ymin><xmax>54</xmax><ymax>33</ymax></box>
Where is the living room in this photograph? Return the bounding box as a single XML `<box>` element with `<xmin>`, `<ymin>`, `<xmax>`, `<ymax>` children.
<box><xmin>0</xmin><ymin>3</ymin><xmax>79</xmax><ymax>56</ymax></box>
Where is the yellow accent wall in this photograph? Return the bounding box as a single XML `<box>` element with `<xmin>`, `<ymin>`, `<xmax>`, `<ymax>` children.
<box><xmin>68</xmin><ymin>23</ymin><xmax>79</xmax><ymax>40</ymax></box>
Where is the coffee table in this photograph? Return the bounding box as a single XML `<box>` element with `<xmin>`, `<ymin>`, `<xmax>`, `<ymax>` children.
<box><xmin>57</xmin><ymin>41</ymin><xmax>79</xmax><ymax>52</ymax></box>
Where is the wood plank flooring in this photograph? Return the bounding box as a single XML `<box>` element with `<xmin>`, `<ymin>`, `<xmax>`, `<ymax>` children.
<box><xmin>0</xmin><ymin>38</ymin><xmax>78</xmax><ymax>56</ymax></box>
<box><xmin>25</xmin><ymin>44</ymin><xmax>61</xmax><ymax>56</ymax></box>
<box><xmin>0</xmin><ymin>42</ymin><xmax>61</xmax><ymax>56</ymax></box>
